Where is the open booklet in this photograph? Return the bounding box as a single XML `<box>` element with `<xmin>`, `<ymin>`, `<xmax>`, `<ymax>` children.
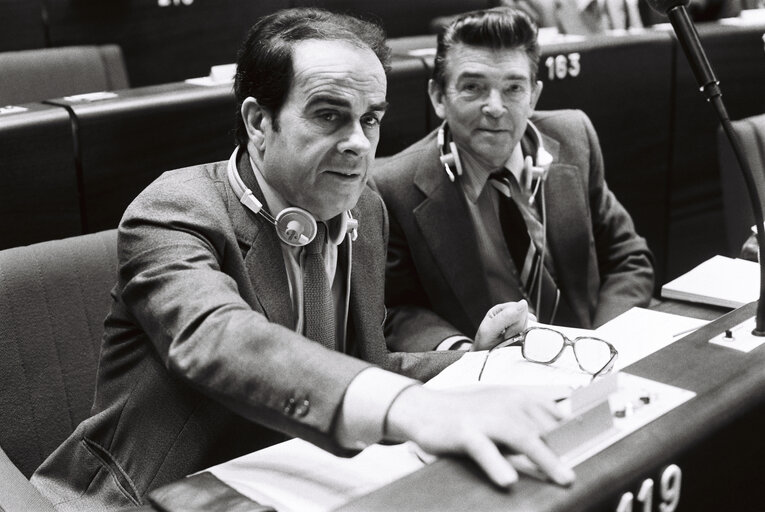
<box><xmin>205</xmin><ymin>307</ymin><xmax>706</xmax><ymax>512</ymax></box>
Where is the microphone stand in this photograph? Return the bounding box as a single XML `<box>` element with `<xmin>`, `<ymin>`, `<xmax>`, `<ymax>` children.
<box><xmin>667</xmin><ymin>5</ymin><xmax>765</xmax><ymax>335</ymax></box>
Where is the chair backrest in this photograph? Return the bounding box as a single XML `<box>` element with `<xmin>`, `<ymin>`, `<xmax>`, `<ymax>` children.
<box><xmin>43</xmin><ymin>0</ymin><xmax>290</xmax><ymax>87</ymax></box>
<box><xmin>0</xmin><ymin>45</ymin><xmax>129</xmax><ymax>106</ymax></box>
<box><xmin>717</xmin><ymin>113</ymin><xmax>765</xmax><ymax>256</ymax></box>
<box><xmin>0</xmin><ymin>229</ymin><xmax>118</xmax><ymax>478</ymax></box>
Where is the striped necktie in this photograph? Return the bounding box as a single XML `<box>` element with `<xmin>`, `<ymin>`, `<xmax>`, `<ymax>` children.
<box><xmin>302</xmin><ymin>223</ymin><xmax>336</xmax><ymax>350</ymax></box>
<box><xmin>490</xmin><ymin>170</ymin><xmax>561</xmax><ymax>323</ymax></box>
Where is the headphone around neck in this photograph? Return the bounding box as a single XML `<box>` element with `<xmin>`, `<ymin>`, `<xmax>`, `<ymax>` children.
<box><xmin>437</xmin><ymin>120</ymin><xmax>553</xmax><ymax>196</ymax></box>
<box><xmin>437</xmin><ymin>121</ymin><xmax>559</xmax><ymax>322</ymax></box>
<box><xmin>226</xmin><ymin>148</ymin><xmax>358</xmax><ymax>247</ymax></box>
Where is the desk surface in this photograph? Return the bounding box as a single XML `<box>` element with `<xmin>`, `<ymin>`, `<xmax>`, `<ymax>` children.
<box><xmin>337</xmin><ymin>300</ymin><xmax>765</xmax><ymax>511</ymax></box>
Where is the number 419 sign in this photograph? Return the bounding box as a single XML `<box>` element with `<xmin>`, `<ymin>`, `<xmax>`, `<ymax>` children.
<box><xmin>617</xmin><ymin>465</ymin><xmax>682</xmax><ymax>512</ymax></box>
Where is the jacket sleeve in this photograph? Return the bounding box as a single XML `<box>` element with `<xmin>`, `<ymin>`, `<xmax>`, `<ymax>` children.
<box><xmin>116</xmin><ymin>174</ymin><xmax>370</xmax><ymax>455</ymax></box>
<box><xmin>369</xmin><ymin>188</ymin><xmax>464</xmax><ymax>367</ymax></box>
<box><xmin>580</xmin><ymin>112</ymin><xmax>655</xmax><ymax>326</ymax></box>
<box><xmin>377</xmin><ymin>181</ymin><xmax>467</xmax><ymax>352</ymax></box>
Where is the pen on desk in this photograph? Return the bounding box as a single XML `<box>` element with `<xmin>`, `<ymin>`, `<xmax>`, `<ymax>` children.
<box><xmin>672</xmin><ymin>326</ymin><xmax>701</xmax><ymax>338</ymax></box>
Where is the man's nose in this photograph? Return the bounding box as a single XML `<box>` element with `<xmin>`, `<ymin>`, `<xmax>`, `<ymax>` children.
<box><xmin>337</xmin><ymin>121</ymin><xmax>372</xmax><ymax>156</ymax></box>
<box><xmin>481</xmin><ymin>89</ymin><xmax>507</xmax><ymax>118</ymax></box>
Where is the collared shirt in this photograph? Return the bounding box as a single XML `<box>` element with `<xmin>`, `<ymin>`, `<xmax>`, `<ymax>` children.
<box><xmin>251</xmin><ymin>158</ymin><xmax>348</xmax><ymax>347</ymax></box>
<box><xmin>458</xmin><ymin>143</ymin><xmax>554</xmax><ymax>315</ymax></box>
<box><xmin>248</xmin><ymin>156</ymin><xmax>415</xmax><ymax>449</ymax></box>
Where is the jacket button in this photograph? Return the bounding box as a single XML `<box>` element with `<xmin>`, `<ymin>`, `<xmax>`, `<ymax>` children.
<box><xmin>283</xmin><ymin>397</ymin><xmax>296</xmax><ymax>415</ymax></box>
<box><xmin>295</xmin><ymin>399</ymin><xmax>310</xmax><ymax>417</ymax></box>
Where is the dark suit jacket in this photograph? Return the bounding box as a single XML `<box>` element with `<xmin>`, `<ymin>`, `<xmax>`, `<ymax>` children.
<box><xmin>374</xmin><ymin>110</ymin><xmax>654</xmax><ymax>352</ymax></box>
<box><xmin>31</xmin><ymin>152</ymin><xmax>460</xmax><ymax>511</ymax></box>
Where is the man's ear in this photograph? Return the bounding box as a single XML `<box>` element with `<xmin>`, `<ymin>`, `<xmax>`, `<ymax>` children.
<box><xmin>530</xmin><ymin>80</ymin><xmax>543</xmax><ymax>111</ymax></box>
<box><xmin>241</xmin><ymin>97</ymin><xmax>271</xmax><ymax>151</ymax></box>
<box><xmin>427</xmin><ymin>79</ymin><xmax>447</xmax><ymax>120</ymax></box>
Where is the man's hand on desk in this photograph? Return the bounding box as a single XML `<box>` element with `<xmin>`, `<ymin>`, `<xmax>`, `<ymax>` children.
<box><xmin>383</xmin><ymin>384</ymin><xmax>576</xmax><ymax>488</ymax></box>
<box><xmin>472</xmin><ymin>300</ymin><xmax>530</xmax><ymax>352</ymax></box>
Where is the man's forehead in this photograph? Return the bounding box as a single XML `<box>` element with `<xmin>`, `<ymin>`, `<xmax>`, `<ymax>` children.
<box><xmin>445</xmin><ymin>44</ymin><xmax>533</xmax><ymax>79</ymax></box>
<box><xmin>290</xmin><ymin>39</ymin><xmax>387</xmax><ymax>105</ymax></box>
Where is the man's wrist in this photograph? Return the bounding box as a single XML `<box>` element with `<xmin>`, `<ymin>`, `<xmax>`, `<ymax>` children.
<box><xmin>336</xmin><ymin>367</ymin><xmax>418</xmax><ymax>449</ymax></box>
<box><xmin>436</xmin><ymin>335</ymin><xmax>473</xmax><ymax>351</ymax></box>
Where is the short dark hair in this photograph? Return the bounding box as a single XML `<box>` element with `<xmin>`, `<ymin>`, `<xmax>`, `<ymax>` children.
<box><xmin>432</xmin><ymin>7</ymin><xmax>540</xmax><ymax>91</ymax></box>
<box><xmin>234</xmin><ymin>8</ymin><xmax>391</xmax><ymax>146</ymax></box>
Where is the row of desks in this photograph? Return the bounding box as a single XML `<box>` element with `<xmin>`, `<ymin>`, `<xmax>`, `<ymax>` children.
<box><xmin>338</xmin><ymin>299</ymin><xmax>765</xmax><ymax>511</ymax></box>
<box><xmin>0</xmin><ymin>0</ymin><xmax>493</xmax><ymax>86</ymax></box>
<box><xmin>2</xmin><ymin>21</ymin><xmax>765</xmax><ymax>286</ymax></box>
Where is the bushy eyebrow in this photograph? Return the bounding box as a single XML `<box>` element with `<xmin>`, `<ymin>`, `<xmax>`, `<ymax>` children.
<box><xmin>455</xmin><ymin>71</ymin><xmax>529</xmax><ymax>82</ymax></box>
<box><xmin>305</xmin><ymin>95</ymin><xmax>388</xmax><ymax>114</ymax></box>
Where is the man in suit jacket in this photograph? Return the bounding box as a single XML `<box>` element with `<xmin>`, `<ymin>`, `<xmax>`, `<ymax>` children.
<box><xmin>31</xmin><ymin>8</ymin><xmax>574</xmax><ymax>511</ymax></box>
<box><xmin>375</xmin><ymin>7</ymin><xmax>654</xmax><ymax>352</ymax></box>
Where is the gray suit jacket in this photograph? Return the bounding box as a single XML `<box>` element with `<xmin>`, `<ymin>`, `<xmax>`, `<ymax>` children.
<box><xmin>374</xmin><ymin>110</ymin><xmax>654</xmax><ymax>352</ymax></box>
<box><xmin>31</xmin><ymin>151</ymin><xmax>460</xmax><ymax>511</ymax></box>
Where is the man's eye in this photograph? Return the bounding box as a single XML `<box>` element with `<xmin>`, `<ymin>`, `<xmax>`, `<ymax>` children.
<box><xmin>362</xmin><ymin>115</ymin><xmax>381</xmax><ymax>127</ymax></box>
<box><xmin>319</xmin><ymin>112</ymin><xmax>339</xmax><ymax>122</ymax></box>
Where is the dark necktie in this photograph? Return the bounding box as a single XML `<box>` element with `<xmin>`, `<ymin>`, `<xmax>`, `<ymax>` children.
<box><xmin>302</xmin><ymin>223</ymin><xmax>336</xmax><ymax>350</ymax></box>
<box><xmin>490</xmin><ymin>170</ymin><xmax>561</xmax><ymax>323</ymax></box>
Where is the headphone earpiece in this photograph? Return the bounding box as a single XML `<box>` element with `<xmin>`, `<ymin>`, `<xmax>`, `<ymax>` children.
<box><xmin>226</xmin><ymin>148</ymin><xmax>356</xmax><ymax>247</ymax></box>
<box><xmin>437</xmin><ymin>123</ymin><xmax>463</xmax><ymax>182</ymax></box>
<box><xmin>275</xmin><ymin>208</ymin><xmax>317</xmax><ymax>246</ymax></box>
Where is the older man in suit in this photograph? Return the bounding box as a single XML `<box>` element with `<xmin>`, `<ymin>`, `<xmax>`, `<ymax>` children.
<box><xmin>31</xmin><ymin>8</ymin><xmax>574</xmax><ymax>511</ymax></box>
<box><xmin>375</xmin><ymin>7</ymin><xmax>654</xmax><ymax>353</ymax></box>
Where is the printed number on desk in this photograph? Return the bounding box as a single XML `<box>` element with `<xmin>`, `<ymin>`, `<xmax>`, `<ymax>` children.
<box><xmin>544</xmin><ymin>53</ymin><xmax>581</xmax><ymax>81</ymax></box>
<box><xmin>616</xmin><ymin>465</ymin><xmax>682</xmax><ymax>512</ymax></box>
<box><xmin>158</xmin><ymin>0</ymin><xmax>193</xmax><ymax>6</ymax></box>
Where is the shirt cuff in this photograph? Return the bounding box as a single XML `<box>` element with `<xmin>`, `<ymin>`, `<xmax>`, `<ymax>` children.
<box><xmin>335</xmin><ymin>367</ymin><xmax>418</xmax><ymax>450</ymax></box>
<box><xmin>436</xmin><ymin>335</ymin><xmax>473</xmax><ymax>351</ymax></box>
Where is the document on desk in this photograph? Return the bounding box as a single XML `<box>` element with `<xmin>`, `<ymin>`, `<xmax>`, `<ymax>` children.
<box><xmin>205</xmin><ymin>440</ymin><xmax>425</xmax><ymax>512</ymax></box>
<box><xmin>660</xmin><ymin>255</ymin><xmax>759</xmax><ymax>308</ymax></box>
<box><xmin>428</xmin><ymin>308</ymin><xmax>708</xmax><ymax>396</ymax></box>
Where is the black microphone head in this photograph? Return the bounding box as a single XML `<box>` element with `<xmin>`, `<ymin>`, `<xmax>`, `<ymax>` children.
<box><xmin>644</xmin><ymin>0</ymin><xmax>689</xmax><ymax>14</ymax></box>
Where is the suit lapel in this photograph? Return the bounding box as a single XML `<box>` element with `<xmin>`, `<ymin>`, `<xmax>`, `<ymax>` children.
<box><xmin>346</xmin><ymin>194</ymin><xmax>386</xmax><ymax>364</ymax></box>
<box><xmin>413</xmin><ymin>153</ymin><xmax>492</xmax><ymax>330</ymax></box>
<box><xmin>227</xmin><ymin>150</ymin><xmax>294</xmax><ymax>329</ymax></box>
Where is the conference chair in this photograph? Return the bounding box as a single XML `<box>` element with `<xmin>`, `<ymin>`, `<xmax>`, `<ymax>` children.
<box><xmin>0</xmin><ymin>45</ymin><xmax>128</xmax><ymax>106</ymax></box>
<box><xmin>717</xmin><ymin>113</ymin><xmax>765</xmax><ymax>256</ymax></box>
<box><xmin>0</xmin><ymin>230</ymin><xmax>118</xmax><ymax>510</ymax></box>
<box><xmin>42</xmin><ymin>0</ymin><xmax>289</xmax><ymax>87</ymax></box>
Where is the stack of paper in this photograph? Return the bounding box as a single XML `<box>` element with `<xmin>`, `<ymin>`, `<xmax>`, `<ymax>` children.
<box><xmin>660</xmin><ymin>255</ymin><xmax>759</xmax><ymax>308</ymax></box>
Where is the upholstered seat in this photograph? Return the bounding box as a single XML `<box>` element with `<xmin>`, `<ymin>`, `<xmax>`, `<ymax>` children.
<box><xmin>0</xmin><ymin>230</ymin><xmax>117</xmax><ymax>511</ymax></box>
<box><xmin>0</xmin><ymin>45</ymin><xmax>128</xmax><ymax>105</ymax></box>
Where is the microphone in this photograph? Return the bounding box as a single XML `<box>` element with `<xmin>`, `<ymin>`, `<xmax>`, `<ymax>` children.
<box><xmin>647</xmin><ymin>0</ymin><xmax>765</xmax><ymax>335</ymax></box>
<box><xmin>645</xmin><ymin>0</ymin><xmax>720</xmax><ymax>100</ymax></box>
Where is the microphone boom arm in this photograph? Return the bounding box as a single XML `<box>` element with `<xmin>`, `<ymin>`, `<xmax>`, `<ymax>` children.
<box><xmin>666</xmin><ymin>4</ymin><xmax>765</xmax><ymax>335</ymax></box>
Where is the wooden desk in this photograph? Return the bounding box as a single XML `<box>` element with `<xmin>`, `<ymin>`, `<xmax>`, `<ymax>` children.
<box><xmin>0</xmin><ymin>103</ymin><xmax>82</xmax><ymax>249</ymax></box>
<box><xmin>337</xmin><ymin>301</ymin><xmax>765</xmax><ymax>511</ymax></box>
<box><xmin>47</xmin><ymin>82</ymin><xmax>236</xmax><ymax>233</ymax></box>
